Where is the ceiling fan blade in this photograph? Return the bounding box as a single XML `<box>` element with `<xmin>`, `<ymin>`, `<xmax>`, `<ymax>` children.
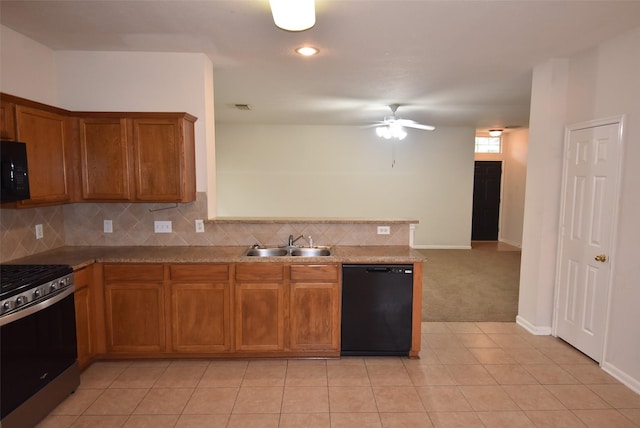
<box><xmin>402</xmin><ymin>122</ymin><xmax>435</xmax><ymax>131</ymax></box>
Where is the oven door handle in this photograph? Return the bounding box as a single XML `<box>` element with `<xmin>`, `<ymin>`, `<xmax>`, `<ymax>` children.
<box><xmin>0</xmin><ymin>286</ymin><xmax>75</xmax><ymax>327</ymax></box>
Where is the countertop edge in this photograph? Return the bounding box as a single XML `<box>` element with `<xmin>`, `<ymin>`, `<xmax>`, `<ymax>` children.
<box><xmin>207</xmin><ymin>217</ymin><xmax>419</xmax><ymax>225</ymax></box>
<box><xmin>4</xmin><ymin>246</ymin><xmax>426</xmax><ymax>269</ymax></box>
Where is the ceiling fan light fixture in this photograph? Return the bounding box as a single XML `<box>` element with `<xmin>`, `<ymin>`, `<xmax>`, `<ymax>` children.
<box><xmin>269</xmin><ymin>0</ymin><xmax>315</xmax><ymax>31</ymax></box>
<box><xmin>376</xmin><ymin>124</ymin><xmax>407</xmax><ymax>140</ymax></box>
<box><xmin>489</xmin><ymin>129</ymin><xmax>503</xmax><ymax>137</ymax></box>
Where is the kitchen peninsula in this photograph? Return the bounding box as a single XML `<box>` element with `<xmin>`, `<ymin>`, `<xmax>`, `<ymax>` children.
<box><xmin>10</xmin><ymin>238</ymin><xmax>425</xmax><ymax>368</ymax></box>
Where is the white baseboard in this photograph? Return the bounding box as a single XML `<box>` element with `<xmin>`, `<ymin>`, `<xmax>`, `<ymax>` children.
<box><xmin>601</xmin><ymin>361</ymin><xmax>640</xmax><ymax>395</ymax></box>
<box><xmin>413</xmin><ymin>245</ymin><xmax>472</xmax><ymax>250</ymax></box>
<box><xmin>516</xmin><ymin>315</ymin><xmax>553</xmax><ymax>335</ymax></box>
<box><xmin>499</xmin><ymin>238</ymin><xmax>522</xmax><ymax>248</ymax></box>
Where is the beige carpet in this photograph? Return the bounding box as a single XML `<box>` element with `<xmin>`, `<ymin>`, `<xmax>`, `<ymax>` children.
<box><xmin>420</xmin><ymin>241</ymin><xmax>521</xmax><ymax>322</ymax></box>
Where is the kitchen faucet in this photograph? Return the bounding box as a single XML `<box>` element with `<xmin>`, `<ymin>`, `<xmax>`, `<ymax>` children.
<box><xmin>288</xmin><ymin>234</ymin><xmax>305</xmax><ymax>247</ymax></box>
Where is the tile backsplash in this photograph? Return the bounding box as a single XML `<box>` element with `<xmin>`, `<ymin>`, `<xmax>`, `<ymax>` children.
<box><xmin>1</xmin><ymin>193</ymin><xmax>411</xmax><ymax>262</ymax></box>
<box><xmin>0</xmin><ymin>204</ymin><xmax>66</xmax><ymax>262</ymax></box>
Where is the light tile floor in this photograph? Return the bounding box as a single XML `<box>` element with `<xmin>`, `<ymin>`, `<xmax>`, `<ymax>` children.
<box><xmin>38</xmin><ymin>322</ymin><xmax>640</xmax><ymax>427</ymax></box>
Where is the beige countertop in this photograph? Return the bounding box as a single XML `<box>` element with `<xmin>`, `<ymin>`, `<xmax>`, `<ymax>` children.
<box><xmin>6</xmin><ymin>245</ymin><xmax>426</xmax><ymax>270</ymax></box>
<box><xmin>208</xmin><ymin>217</ymin><xmax>419</xmax><ymax>224</ymax></box>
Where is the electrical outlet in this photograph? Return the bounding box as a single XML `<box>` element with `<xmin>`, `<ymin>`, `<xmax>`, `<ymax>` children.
<box><xmin>377</xmin><ymin>225</ymin><xmax>391</xmax><ymax>235</ymax></box>
<box><xmin>104</xmin><ymin>220</ymin><xmax>113</xmax><ymax>233</ymax></box>
<box><xmin>195</xmin><ymin>219</ymin><xmax>205</xmax><ymax>233</ymax></box>
<box><xmin>154</xmin><ymin>220</ymin><xmax>172</xmax><ymax>233</ymax></box>
<box><xmin>35</xmin><ymin>224</ymin><xmax>44</xmax><ymax>239</ymax></box>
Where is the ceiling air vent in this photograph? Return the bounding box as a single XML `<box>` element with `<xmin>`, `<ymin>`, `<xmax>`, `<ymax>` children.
<box><xmin>234</xmin><ymin>104</ymin><xmax>252</xmax><ymax>111</ymax></box>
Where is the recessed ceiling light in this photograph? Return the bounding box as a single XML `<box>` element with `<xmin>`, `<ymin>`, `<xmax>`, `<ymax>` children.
<box><xmin>296</xmin><ymin>46</ymin><xmax>319</xmax><ymax>56</ymax></box>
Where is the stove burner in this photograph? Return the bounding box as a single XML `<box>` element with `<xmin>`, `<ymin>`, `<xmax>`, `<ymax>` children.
<box><xmin>0</xmin><ymin>264</ymin><xmax>73</xmax><ymax>299</ymax></box>
<box><xmin>1</xmin><ymin>264</ymin><xmax>74</xmax><ymax>317</ymax></box>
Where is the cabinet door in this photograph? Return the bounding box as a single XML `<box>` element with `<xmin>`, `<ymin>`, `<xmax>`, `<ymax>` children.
<box><xmin>290</xmin><ymin>283</ymin><xmax>339</xmax><ymax>351</ymax></box>
<box><xmin>74</xmin><ymin>265</ymin><xmax>94</xmax><ymax>369</ymax></box>
<box><xmin>171</xmin><ymin>283</ymin><xmax>231</xmax><ymax>353</ymax></box>
<box><xmin>0</xmin><ymin>100</ymin><xmax>16</xmax><ymax>140</ymax></box>
<box><xmin>104</xmin><ymin>283</ymin><xmax>165</xmax><ymax>353</ymax></box>
<box><xmin>235</xmin><ymin>282</ymin><xmax>285</xmax><ymax>352</ymax></box>
<box><xmin>132</xmin><ymin>117</ymin><xmax>195</xmax><ymax>202</ymax></box>
<box><xmin>290</xmin><ymin>264</ymin><xmax>340</xmax><ymax>351</ymax></box>
<box><xmin>15</xmin><ymin>105</ymin><xmax>71</xmax><ymax>204</ymax></box>
<box><xmin>79</xmin><ymin>117</ymin><xmax>131</xmax><ymax>200</ymax></box>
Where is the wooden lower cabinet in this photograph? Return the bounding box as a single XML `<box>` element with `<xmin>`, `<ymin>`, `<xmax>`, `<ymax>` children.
<box><xmin>290</xmin><ymin>264</ymin><xmax>340</xmax><ymax>352</ymax></box>
<box><xmin>169</xmin><ymin>264</ymin><xmax>231</xmax><ymax>353</ymax></box>
<box><xmin>234</xmin><ymin>263</ymin><xmax>340</xmax><ymax>355</ymax></box>
<box><xmin>235</xmin><ymin>264</ymin><xmax>286</xmax><ymax>352</ymax></box>
<box><xmin>74</xmin><ymin>265</ymin><xmax>95</xmax><ymax>369</ymax></box>
<box><xmin>103</xmin><ymin>264</ymin><xmax>165</xmax><ymax>353</ymax></box>
<box><xmin>99</xmin><ymin>262</ymin><xmax>341</xmax><ymax>358</ymax></box>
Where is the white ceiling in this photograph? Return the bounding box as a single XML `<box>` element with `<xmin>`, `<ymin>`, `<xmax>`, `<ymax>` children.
<box><xmin>2</xmin><ymin>0</ymin><xmax>640</xmax><ymax>132</ymax></box>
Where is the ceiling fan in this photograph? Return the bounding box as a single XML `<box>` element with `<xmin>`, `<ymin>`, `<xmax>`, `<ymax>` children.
<box><xmin>373</xmin><ymin>104</ymin><xmax>435</xmax><ymax>140</ymax></box>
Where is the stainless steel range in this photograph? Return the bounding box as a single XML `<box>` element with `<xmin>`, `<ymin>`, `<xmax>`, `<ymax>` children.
<box><xmin>0</xmin><ymin>264</ymin><xmax>80</xmax><ymax>428</ymax></box>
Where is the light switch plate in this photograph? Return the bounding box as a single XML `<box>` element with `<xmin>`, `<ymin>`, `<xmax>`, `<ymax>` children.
<box><xmin>377</xmin><ymin>225</ymin><xmax>391</xmax><ymax>235</ymax></box>
<box><xmin>195</xmin><ymin>219</ymin><xmax>205</xmax><ymax>233</ymax></box>
<box><xmin>154</xmin><ymin>221</ymin><xmax>172</xmax><ymax>233</ymax></box>
<box><xmin>104</xmin><ymin>220</ymin><xmax>113</xmax><ymax>233</ymax></box>
<box><xmin>35</xmin><ymin>224</ymin><xmax>44</xmax><ymax>239</ymax></box>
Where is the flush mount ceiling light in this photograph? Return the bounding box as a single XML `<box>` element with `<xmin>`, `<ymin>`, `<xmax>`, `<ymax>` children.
<box><xmin>489</xmin><ymin>129</ymin><xmax>503</xmax><ymax>137</ymax></box>
<box><xmin>295</xmin><ymin>46</ymin><xmax>319</xmax><ymax>56</ymax></box>
<box><xmin>269</xmin><ymin>0</ymin><xmax>316</xmax><ymax>31</ymax></box>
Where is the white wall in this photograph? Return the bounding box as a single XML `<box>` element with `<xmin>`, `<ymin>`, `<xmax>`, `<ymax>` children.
<box><xmin>54</xmin><ymin>51</ymin><xmax>214</xmax><ymax>194</ymax></box>
<box><xmin>0</xmin><ymin>25</ymin><xmax>57</xmax><ymax>104</ymax></box>
<box><xmin>566</xmin><ymin>26</ymin><xmax>640</xmax><ymax>391</ymax></box>
<box><xmin>518</xmin><ymin>26</ymin><xmax>640</xmax><ymax>391</ymax></box>
<box><xmin>517</xmin><ymin>59</ymin><xmax>569</xmax><ymax>336</ymax></box>
<box><xmin>215</xmin><ymin>124</ymin><xmax>476</xmax><ymax>248</ymax></box>
<box><xmin>500</xmin><ymin>130</ymin><xmax>528</xmax><ymax>247</ymax></box>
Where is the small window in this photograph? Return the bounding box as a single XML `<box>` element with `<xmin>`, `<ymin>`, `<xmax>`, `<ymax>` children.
<box><xmin>475</xmin><ymin>136</ymin><xmax>501</xmax><ymax>153</ymax></box>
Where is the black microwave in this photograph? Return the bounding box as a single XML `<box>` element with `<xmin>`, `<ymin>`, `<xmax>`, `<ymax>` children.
<box><xmin>1</xmin><ymin>140</ymin><xmax>31</xmax><ymax>202</ymax></box>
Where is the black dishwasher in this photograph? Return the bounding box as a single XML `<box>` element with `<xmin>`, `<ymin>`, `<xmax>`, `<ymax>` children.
<box><xmin>341</xmin><ymin>264</ymin><xmax>413</xmax><ymax>356</ymax></box>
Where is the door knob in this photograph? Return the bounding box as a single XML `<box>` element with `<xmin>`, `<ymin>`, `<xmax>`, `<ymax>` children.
<box><xmin>594</xmin><ymin>254</ymin><xmax>608</xmax><ymax>263</ymax></box>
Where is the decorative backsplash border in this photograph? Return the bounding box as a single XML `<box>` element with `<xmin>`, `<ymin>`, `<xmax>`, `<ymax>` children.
<box><xmin>1</xmin><ymin>193</ymin><xmax>413</xmax><ymax>262</ymax></box>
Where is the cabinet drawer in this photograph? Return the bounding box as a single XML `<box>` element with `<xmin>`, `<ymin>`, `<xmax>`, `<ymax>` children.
<box><xmin>236</xmin><ymin>263</ymin><xmax>284</xmax><ymax>282</ymax></box>
<box><xmin>170</xmin><ymin>264</ymin><xmax>230</xmax><ymax>282</ymax></box>
<box><xmin>291</xmin><ymin>264</ymin><xmax>339</xmax><ymax>282</ymax></box>
<box><xmin>103</xmin><ymin>264</ymin><xmax>164</xmax><ymax>282</ymax></box>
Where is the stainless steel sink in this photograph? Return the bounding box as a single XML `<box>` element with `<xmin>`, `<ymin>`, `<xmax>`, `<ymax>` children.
<box><xmin>243</xmin><ymin>246</ymin><xmax>331</xmax><ymax>257</ymax></box>
<box><xmin>244</xmin><ymin>248</ymin><xmax>288</xmax><ymax>257</ymax></box>
<box><xmin>290</xmin><ymin>247</ymin><xmax>331</xmax><ymax>257</ymax></box>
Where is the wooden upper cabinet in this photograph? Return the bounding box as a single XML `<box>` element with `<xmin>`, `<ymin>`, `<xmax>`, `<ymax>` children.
<box><xmin>1</xmin><ymin>94</ymin><xmax>197</xmax><ymax>205</ymax></box>
<box><xmin>0</xmin><ymin>99</ymin><xmax>16</xmax><ymax>140</ymax></box>
<box><xmin>15</xmin><ymin>105</ymin><xmax>71</xmax><ymax>205</ymax></box>
<box><xmin>132</xmin><ymin>116</ymin><xmax>196</xmax><ymax>202</ymax></box>
<box><xmin>77</xmin><ymin>113</ymin><xmax>196</xmax><ymax>203</ymax></box>
<box><xmin>79</xmin><ymin>117</ymin><xmax>131</xmax><ymax>200</ymax></box>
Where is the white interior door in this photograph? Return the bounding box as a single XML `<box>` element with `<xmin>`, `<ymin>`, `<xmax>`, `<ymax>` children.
<box><xmin>555</xmin><ymin>119</ymin><xmax>623</xmax><ymax>362</ymax></box>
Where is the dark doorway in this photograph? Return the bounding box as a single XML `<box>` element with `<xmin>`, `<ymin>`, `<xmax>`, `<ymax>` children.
<box><xmin>472</xmin><ymin>161</ymin><xmax>502</xmax><ymax>240</ymax></box>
